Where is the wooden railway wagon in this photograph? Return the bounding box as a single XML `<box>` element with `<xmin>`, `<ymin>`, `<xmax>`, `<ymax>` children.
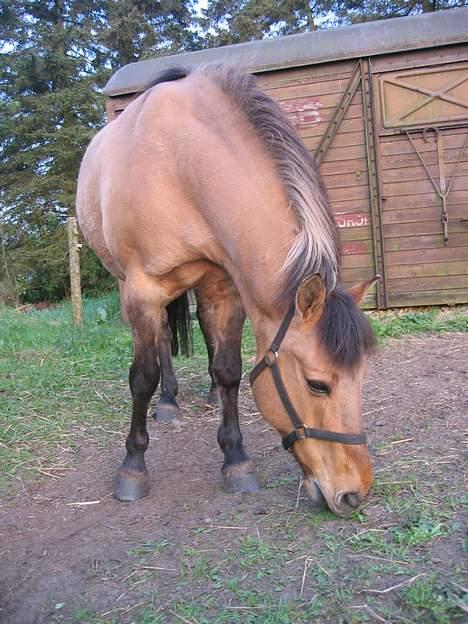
<box><xmin>103</xmin><ymin>8</ymin><xmax>468</xmax><ymax>309</ymax></box>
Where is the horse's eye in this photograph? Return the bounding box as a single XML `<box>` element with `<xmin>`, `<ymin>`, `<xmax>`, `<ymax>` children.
<box><xmin>307</xmin><ymin>379</ymin><xmax>330</xmax><ymax>395</ymax></box>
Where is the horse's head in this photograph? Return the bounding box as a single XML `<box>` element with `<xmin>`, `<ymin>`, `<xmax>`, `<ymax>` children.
<box><xmin>252</xmin><ymin>275</ymin><xmax>377</xmax><ymax>516</ymax></box>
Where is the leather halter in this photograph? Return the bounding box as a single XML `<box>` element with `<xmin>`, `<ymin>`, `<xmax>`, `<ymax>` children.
<box><xmin>249</xmin><ymin>305</ymin><xmax>367</xmax><ymax>451</ymax></box>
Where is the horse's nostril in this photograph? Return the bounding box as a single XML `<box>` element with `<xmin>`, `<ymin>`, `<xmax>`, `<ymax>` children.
<box><xmin>336</xmin><ymin>491</ymin><xmax>362</xmax><ymax>511</ymax></box>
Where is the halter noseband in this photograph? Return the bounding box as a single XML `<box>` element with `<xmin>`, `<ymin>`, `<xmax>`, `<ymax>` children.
<box><xmin>249</xmin><ymin>305</ymin><xmax>367</xmax><ymax>451</ymax></box>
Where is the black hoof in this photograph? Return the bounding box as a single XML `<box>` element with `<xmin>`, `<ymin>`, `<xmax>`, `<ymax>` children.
<box><xmin>222</xmin><ymin>460</ymin><xmax>260</xmax><ymax>494</ymax></box>
<box><xmin>206</xmin><ymin>389</ymin><xmax>220</xmax><ymax>406</ymax></box>
<box><xmin>153</xmin><ymin>401</ymin><xmax>180</xmax><ymax>422</ymax></box>
<box><xmin>114</xmin><ymin>469</ymin><xmax>149</xmax><ymax>502</ymax></box>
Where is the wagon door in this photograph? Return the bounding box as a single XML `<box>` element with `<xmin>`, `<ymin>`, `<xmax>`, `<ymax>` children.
<box><xmin>373</xmin><ymin>56</ymin><xmax>468</xmax><ymax>307</ymax></box>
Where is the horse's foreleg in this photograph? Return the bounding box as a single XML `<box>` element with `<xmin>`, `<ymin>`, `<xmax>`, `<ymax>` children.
<box><xmin>114</xmin><ymin>306</ymin><xmax>160</xmax><ymax>502</ymax></box>
<box><xmin>195</xmin><ymin>289</ymin><xmax>219</xmax><ymax>406</ymax></box>
<box><xmin>153</xmin><ymin>308</ymin><xmax>180</xmax><ymax>422</ymax></box>
<box><xmin>198</xmin><ymin>279</ymin><xmax>259</xmax><ymax>493</ymax></box>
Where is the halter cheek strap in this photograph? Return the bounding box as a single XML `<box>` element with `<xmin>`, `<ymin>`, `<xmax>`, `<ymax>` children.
<box><xmin>249</xmin><ymin>305</ymin><xmax>367</xmax><ymax>451</ymax></box>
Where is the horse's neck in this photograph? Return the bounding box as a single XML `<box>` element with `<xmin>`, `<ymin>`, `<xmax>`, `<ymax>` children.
<box><xmin>194</xmin><ymin>160</ymin><xmax>297</xmax><ymax>327</ymax></box>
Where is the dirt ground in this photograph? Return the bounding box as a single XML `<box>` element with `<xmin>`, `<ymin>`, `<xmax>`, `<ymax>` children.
<box><xmin>1</xmin><ymin>333</ymin><xmax>467</xmax><ymax>623</ymax></box>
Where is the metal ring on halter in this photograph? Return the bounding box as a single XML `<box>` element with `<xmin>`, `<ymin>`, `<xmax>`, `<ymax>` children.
<box><xmin>264</xmin><ymin>349</ymin><xmax>278</xmax><ymax>366</ymax></box>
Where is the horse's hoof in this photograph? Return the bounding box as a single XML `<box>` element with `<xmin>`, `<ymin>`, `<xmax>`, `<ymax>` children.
<box><xmin>113</xmin><ymin>469</ymin><xmax>149</xmax><ymax>502</ymax></box>
<box><xmin>206</xmin><ymin>389</ymin><xmax>220</xmax><ymax>406</ymax></box>
<box><xmin>153</xmin><ymin>401</ymin><xmax>180</xmax><ymax>422</ymax></box>
<box><xmin>222</xmin><ymin>460</ymin><xmax>260</xmax><ymax>494</ymax></box>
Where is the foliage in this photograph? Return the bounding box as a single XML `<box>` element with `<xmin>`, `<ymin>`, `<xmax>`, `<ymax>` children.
<box><xmin>339</xmin><ymin>1</ymin><xmax>466</xmax><ymax>24</ymax></box>
<box><xmin>200</xmin><ymin>0</ymin><xmax>464</xmax><ymax>45</ymax></box>
<box><xmin>0</xmin><ymin>0</ymin><xmax>198</xmax><ymax>303</ymax></box>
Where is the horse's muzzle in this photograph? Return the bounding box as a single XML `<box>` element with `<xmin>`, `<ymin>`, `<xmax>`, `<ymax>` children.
<box><xmin>304</xmin><ymin>478</ymin><xmax>328</xmax><ymax>510</ymax></box>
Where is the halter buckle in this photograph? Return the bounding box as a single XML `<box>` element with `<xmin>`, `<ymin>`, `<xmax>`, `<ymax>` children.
<box><xmin>264</xmin><ymin>349</ymin><xmax>278</xmax><ymax>367</ymax></box>
<box><xmin>296</xmin><ymin>426</ymin><xmax>307</xmax><ymax>440</ymax></box>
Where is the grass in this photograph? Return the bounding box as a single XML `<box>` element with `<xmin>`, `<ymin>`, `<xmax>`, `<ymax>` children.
<box><xmin>2</xmin><ymin>295</ymin><xmax>468</xmax><ymax>623</ymax></box>
<box><xmin>0</xmin><ymin>294</ymin><xmax>132</xmax><ymax>492</ymax></box>
<box><xmin>368</xmin><ymin>306</ymin><xmax>468</xmax><ymax>341</ymax></box>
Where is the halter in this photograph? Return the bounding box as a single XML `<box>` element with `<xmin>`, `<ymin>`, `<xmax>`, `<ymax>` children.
<box><xmin>249</xmin><ymin>305</ymin><xmax>367</xmax><ymax>451</ymax></box>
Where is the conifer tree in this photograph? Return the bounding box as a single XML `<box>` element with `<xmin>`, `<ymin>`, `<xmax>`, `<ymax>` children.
<box><xmin>202</xmin><ymin>0</ymin><xmax>465</xmax><ymax>45</ymax></box>
<box><xmin>0</xmin><ymin>0</ymin><xmax>198</xmax><ymax>302</ymax></box>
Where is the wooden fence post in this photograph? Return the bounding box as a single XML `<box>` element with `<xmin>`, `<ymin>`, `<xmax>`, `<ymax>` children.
<box><xmin>67</xmin><ymin>217</ymin><xmax>83</xmax><ymax>325</ymax></box>
<box><xmin>118</xmin><ymin>279</ymin><xmax>129</xmax><ymax>324</ymax></box>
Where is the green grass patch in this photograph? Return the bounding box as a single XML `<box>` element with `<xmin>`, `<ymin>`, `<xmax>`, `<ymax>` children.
<box><xmin>401</xmin><ymin>575</ymin><xmax>467</xmax><ymax>624</ymax></box>
<box><xmin>368</xmin><ymin>307</ymin><xmax>468</xmax><ymax>341</ymax></box>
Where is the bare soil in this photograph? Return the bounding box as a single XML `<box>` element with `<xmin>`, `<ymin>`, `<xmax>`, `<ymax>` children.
<box><xmin>1</xmin><ymin>333</ymin><xmax>467</xmax><ymax>623</ymax></box>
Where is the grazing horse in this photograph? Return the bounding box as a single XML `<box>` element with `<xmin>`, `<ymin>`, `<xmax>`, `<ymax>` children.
<box><xmin>77</xmin><ymin>64</ymin><xmax>376</xmax><ymax>516</ymax></box>
<box><xmin>153</xmin><ymin>291</ymin><xmax>219</xmax><ymax>422</ymax></box>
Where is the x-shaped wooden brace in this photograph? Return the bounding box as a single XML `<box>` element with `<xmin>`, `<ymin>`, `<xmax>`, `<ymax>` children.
<box><xmin>385</xmin><ymin>72</ymin><xmax>468</xmax><ymax>124</ymax></box>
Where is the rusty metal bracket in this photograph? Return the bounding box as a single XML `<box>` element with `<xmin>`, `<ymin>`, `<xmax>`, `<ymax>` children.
<box><xmin>315</xmin><ymin>61</ymin><xmax>362</xmax><ymax>165</ymax></box>
<box><xmin>404</xmin><ymin>128</ymin><xmax>468</xmax><ymax>246</ymax></box>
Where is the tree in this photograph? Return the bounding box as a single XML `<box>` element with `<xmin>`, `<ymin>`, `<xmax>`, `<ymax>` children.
<box><xmin>201</xmin><ymin>0</ymin><xmax>466</xmax><ymax>45</ymax></box>
<box><xmin>0</xmin><ymin>0</ymin><xmax>199</xmax><ymax>303</ymax></box>
<box><xmin>101</xmin><ymin>0</ymin><xmax>202</xmax><ymax>70</ymax></box>
<box><xmin>336</xmin><ymin>1</ymin><xmax>466</xmax><ymax>23</ymax></box>
<box><xmin>201</xmin><ymin>0</ymin><xmax>334</xmax><ymax>45</ymax></box>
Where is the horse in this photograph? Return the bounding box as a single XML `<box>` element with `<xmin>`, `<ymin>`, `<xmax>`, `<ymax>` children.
<box><xmin>77</xmin><ymin>64</ymin><xmax>377</xmax><ymax>516</ymax></box>
<box><xmin>152</xmin><ymin>290</ymin><xmax>219</xmax><ymax>422</ymax></box>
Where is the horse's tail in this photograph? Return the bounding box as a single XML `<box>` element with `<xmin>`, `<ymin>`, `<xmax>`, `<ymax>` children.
<box><xmin>167</xmin><ymin>293</ymin><xmax>193</xmax><ymax>357</ymax></box>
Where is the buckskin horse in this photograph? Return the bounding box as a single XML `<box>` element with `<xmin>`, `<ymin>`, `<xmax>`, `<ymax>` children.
<box><xmin>151</xmin><ymin>290</ymin><xmax>219</xmax><ymax>422</ymax></box>
<box><xmin>77</xmin><ymin>64</ymin><xmax>377</xmax><ymax>516</ymax></box>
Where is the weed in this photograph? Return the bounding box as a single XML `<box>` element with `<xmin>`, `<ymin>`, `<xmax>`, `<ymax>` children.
<box><xmin>306</xmin><ymin>509</ymin><xmax>337</xmax><ymax>528</ymax></box>
<box><xmin>391</xmin><ymin>517</ymin><xmax>446</xmax><ymax>546</ymax></box>
<box><xmin>402</xmin><ymin>575</ymin><xmax>465</xmax><ymax>623</ymax></box>
<box><xmin>368</xmin><ymin>308</ymin><xmax>468</xmax><ymax>341</ymax></box>
<box><xmin>238</xmin><ymin>536</ymin><xmax>278</xmax><ymax>568</ymax></box>
<box><xmin>128</xmin><ymin>538</ymin><xmax>174</xmax><ymax>557</ymax></box>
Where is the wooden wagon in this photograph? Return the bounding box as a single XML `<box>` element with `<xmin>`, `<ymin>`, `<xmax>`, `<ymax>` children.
<box><xmin>103</xmin><ymin>8</ymin><xmax>468</xmax><ymax>309</ymax></box>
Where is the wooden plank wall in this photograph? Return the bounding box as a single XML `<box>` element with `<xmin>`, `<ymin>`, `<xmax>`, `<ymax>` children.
<box><xmin>372</xmin><ymin>51</ymin><xmax>468</xmax><ymax>307</ymax></box>
<box><xmin>258</xmin><ymin>63</ymin><xmax>377</xmax><ymax>306</ymax></box>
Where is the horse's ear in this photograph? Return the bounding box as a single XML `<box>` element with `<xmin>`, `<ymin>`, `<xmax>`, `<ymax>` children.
<box><xmin>295</xmin><ymin>274</ymin><xmax>326</xmax><ymax>325</ymax></box>
<box><xmin>347</xmin><ymin>275</ymin><xmax>380</xmax><ymax>305</ymax></box>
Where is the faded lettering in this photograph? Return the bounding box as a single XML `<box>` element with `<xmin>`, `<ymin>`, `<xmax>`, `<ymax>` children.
<box><xmin>335</xmin><ymin>213</ymin><xmax>369</xmax><ymax>228</ymax></box>
<box><xmin>281</xmin><ymin>97</ymin><xmax>322</xmax><ymax>127</ymax></box>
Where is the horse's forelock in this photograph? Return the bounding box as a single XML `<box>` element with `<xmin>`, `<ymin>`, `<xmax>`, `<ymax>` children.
<box><xmin>318</xmin><ymin>288</ymin><xmax>376</xmax><ymax>369</ymax></box>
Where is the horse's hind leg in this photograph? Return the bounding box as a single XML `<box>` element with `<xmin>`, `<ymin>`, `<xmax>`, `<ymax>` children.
<box><xmin>153</xmin><ymin>308</ymin><xmax>180</xmax><ymax>422</ymax></box>
<box><xmin>195</xmin><ymin>289</ymin><xmax>219</xmax><ymax>406</ymax></box>
<box><xmin>114</xmin><ymin>299</ymin><xmax>160</xmax><ymax>502</ymax></box>
<box><xmin>198</xmin><ymin>275</ymin><xmax>259</xmax><ymax>494</ymax></box>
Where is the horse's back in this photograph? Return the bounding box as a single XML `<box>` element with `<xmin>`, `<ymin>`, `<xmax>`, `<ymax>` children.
<box><xmin>77</xmin><ymin>70</ymin><xmax>288</xmax><ymax>297</ymax></box>
<box><xmin>77</xmin><ymin>77</ymin><xmax>218</xmax><ymax>279</ymax></box>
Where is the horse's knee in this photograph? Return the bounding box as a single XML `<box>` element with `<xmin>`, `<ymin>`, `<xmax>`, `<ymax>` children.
<box><xmin>213</xmin><ymin>351</ymin><xmax>241</xmax><ymax>389</ymax></box>
<box><xmin>129</xmin><ymin>350</ymin><xmax>159</xmax><ymax>400</ymax></box>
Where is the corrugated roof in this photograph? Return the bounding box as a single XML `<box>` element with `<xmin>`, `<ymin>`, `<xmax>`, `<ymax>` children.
<box><xmin>104</xmin><ymin>7</ymin><xmax>468</xmax><ymax>96</ymax></box>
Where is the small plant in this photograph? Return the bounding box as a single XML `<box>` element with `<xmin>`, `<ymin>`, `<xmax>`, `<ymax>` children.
<box><xmin>402</xmin><ymin>576</ymin><xmax>465</xmax><ymax>624</ymax></box>
<box><xmin>392</xmin><ymin>517</ymin><xmax>446</xmax><ymax>546</ymax></box>
<box><xmin>238</xmin><ymin>536</ymin><xmax>278</xmax><ymax>568</ymax></box>
<box><xmin>128</xmin><ymin>538</ymin><xmax>174</xmax><ymax>557</ymax></box>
